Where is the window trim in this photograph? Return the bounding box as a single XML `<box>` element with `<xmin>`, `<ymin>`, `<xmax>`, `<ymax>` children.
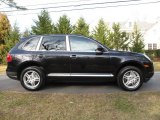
<box><xmin>28</xmin><ymin>35</ymin><xmax>109</xmax><ymax>53</ymax></box>
<box><xmin>153</xmin><ymin>43</ymin><xmax>157</xmax><ymax>50</ymax></box>
<box><xmin>148</xmin><ymin>43</ymin><xmax>152</xmax><ymax>50</ymax></box>
<box><xmin>66</xmin><ymin>35</ymin><xmax>70</xmax><ymax>51</ymax></box>
<box><xmin>68</xmin><ymin>35</ymin><xmax>108</xmax><ymax>53</ymax></box>
<box><xmin>38</xmin><ymin>35</ymin><xmax>67</xmax><ymax>52</ymax></box>
<box><xmin>36</xmin><ymin>36</ymin><xmax>43</xmax><ymax>51</ymax></box>
<box><xmin>21</xmin><ymin>36</ymin><xmax>41</xmax><ymax>51</ymax></box>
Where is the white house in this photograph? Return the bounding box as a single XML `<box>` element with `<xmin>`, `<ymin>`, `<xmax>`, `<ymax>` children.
<box><xmin>143</xmin><ymin>21</ymin><xmax>160</xmax><ymax>50</ymax></box>
<box><xmin>120</xmin><ymin>20</ymin><xmax>160</xmax><ymax>50</ymax></box>
<box><xmin>107</xmin><ymin>20</ymin><xmax>160</xmax><ymax>50</ymax></box>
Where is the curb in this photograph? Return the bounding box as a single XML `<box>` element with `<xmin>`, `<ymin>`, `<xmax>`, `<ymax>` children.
<box><xmin>155</xmin><ymin>71</ymin><xmax>160</xmax><ymax>73</ymax></box>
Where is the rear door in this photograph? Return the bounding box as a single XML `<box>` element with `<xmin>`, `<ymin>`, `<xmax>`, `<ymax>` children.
<box><xmin>37</xmin><ymin>35</ymin><xmax>70</xmax><ymax>75</ymax></box>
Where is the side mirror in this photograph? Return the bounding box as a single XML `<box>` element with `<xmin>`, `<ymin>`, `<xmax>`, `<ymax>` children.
<box><xmin>96</xmin><ymin>46</ymin><xmax>104</xmax><ymax>55</ymax></box>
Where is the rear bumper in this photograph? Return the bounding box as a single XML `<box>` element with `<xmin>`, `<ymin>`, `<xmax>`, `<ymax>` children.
<box><xmin>6</xmin><ymin>71</ymin><xmax>18</xmax><ymax>80</ymax></box>
<box><xmin>6</xmin><ymin>63</ymin><xmax>18</xmax><ymax>80</ymax></box>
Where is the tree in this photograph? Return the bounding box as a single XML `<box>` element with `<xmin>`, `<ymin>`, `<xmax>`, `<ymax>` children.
<box><xmin>120</xmin><ymin>31</ymin><xmax>130</xmax><ymax>51</ymax></box>
<box><xmin>0</xmin><ymin>13</ymin><xmax>11</xmax><ymax>64</ymax></box>
<box><xmin>0</xmin><ymin>0</ymin><xmax>26</xmax><ymax>9</ymax></box>
<box><xmin>0</xmin><ymin>22</ymin><xmax>20</xmax><ymax>64</ymax></box>
<box><xmin>109</xmin><ymin>23</ymin><xmax>130</xmax><ymax>50</ymax></box>
<box><xmin>110</xmin><ymin>23</ymin><xmax>121</xmax><ymax>50</ymax></box>
<box><xmin>73</xmin><ymin>17</ymin><xmax>89</xmax><ymax>37</ymax></box>
<box><xmin>130</xmin><ymin>23</ymin><xmax>144</xmax><ymax>53</ymax></box>
<box><xmin>31</xmin><ymin>10</ymin><xmax>54</xmax><ymax>35</ymax></box>
<box><xmin>22</xmin><ymin>28</ymin><xmax>31</xmax><ymax>37</ymax></box>
<box><xmin>0</xmin><ymin>13</ymin><xmax>10</xmax><ymax>44</ymax></box>
<box><xmin>92</xmin><ymin>18</ymin><xmax>110</xmax><ymax>46</ymax></box>
<box><xmin>6</xmin><ymin>22</ymin><xmax>20</xmax><ymax>48</ymax></box>
<box><xmin>54</xmin><ymin>15</ymin><xmax>72</xmax><ymax>34</ymax></box>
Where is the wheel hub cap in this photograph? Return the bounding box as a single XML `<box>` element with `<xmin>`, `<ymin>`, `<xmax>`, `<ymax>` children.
<box><xmin>23</xmin><ymin>70</ymin><xmax>40</xmax><ymax>89</ymax></box>
<box><xmin>122</xmin><ymin>70</ymin><xmax>140</xmax><ymax>89</ymax></box>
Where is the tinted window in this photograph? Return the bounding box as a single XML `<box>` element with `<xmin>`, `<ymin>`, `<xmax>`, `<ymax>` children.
<box><xmin>22</xmin><ymin>37</ymin><xmax>40</xmax><ymax>51</ymax></box>
<box><xmin>69</xmin><ymin>36</ymin><xmax>98</xmax><ymax>52</ymax></box>
<box><xmin>40</xmin><ymin>36</ymin><xmax>66</xmax><ymax>51</ymax></box>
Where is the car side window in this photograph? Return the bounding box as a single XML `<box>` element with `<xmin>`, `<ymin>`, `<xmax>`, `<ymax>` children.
<box><xmin>22</xmin><ymin>37</ymin><xmax>40</xmax><ymax>51</ymax></box>
<box><xmin>40</xmin><ymin>36</ymin><xmax>66</xmax><ymax>51</ymax></box>
<box><xmin>69</xmin><ymin>36</ymin><xmax>98</xmax><ymax>52</ymax></box>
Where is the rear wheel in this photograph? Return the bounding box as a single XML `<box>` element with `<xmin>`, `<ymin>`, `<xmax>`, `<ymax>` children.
<box><xmin>117</xmin><ymin>66</ymin><xmax>143</xmax><ymax>91</ymax></box>
<box><xmin>20</xmin><ymin>66</ymin><xmax>45</xmax><ymax>91</ymax></box>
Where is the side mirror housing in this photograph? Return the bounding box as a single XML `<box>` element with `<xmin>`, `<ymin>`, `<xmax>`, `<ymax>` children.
<box><xmin>96</xmin><ymin>46</ymin><xmax>104</xmax><ymax>55</ymax></box>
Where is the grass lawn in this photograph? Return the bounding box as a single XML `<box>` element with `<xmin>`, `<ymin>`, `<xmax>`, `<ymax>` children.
<box><xmin>0</xmin><ymin>91</ymin><xmax>160</xmax><ymax>120</ymax></box>
<box><xmin>0</xmin><ymin>65</ymin><xmax>6</xmax><ymax>74</ymax></box>
<box><xmin>153</xmin><ymin>62</ymin><xmax>160</xmax><ymax>71</ymax></box>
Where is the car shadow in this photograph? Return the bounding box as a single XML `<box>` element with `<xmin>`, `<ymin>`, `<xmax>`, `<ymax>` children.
<box><xmin>41</xmin><ymin>78</ymin><xmax>121</xmax><ymax>93</ymax></box>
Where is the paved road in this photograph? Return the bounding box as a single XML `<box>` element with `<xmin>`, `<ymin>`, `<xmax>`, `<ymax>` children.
<box><xmin>0</xmin><ymin>72</ymin><xmax>160</xmax><ymax>93</ymax></box>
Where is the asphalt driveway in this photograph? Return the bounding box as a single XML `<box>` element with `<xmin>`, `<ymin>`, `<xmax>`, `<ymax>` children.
<box><xmin>0</xmin><ymin>72</ymin><xmax>160</xmax><ymax>93</ymax></box>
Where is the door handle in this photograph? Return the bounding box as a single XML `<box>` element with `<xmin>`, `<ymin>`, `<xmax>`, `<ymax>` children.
<box><xmin>70</xmin><ymin>55</ymin><xmax>76</xmax><ymax>59</ymax></box>
<box><xmin>38</xmin><ymin>54</ymin><xmax>44</xmax><ymax>58</ymax></box>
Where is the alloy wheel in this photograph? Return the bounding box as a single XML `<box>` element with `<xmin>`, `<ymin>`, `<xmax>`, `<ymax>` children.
<box><xmin>23</xmin><ymin>70</ymin><xmax>41</xmax><ymax>89</ymax></box>
<box><xmin>122</xmin><ymin>70</ymin><xmax>141</xmax><ymax>89</ymax></box>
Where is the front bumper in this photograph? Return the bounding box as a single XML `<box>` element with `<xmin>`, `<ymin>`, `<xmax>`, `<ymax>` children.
<box><xmin>144</xmin><ymin>71</ymin><xmax>154</xmax><ymax>82</ymax></box>
<box><xmin>143</xmin><ymin>62</ymin><xmax>154</xmax><ymax>82</ymax></box>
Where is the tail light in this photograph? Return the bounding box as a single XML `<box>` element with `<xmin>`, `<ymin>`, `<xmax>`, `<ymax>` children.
<box><xmin>7</xmin><ymin>53</ymin><xmax>12</xmax><ymax>62</ymax></box>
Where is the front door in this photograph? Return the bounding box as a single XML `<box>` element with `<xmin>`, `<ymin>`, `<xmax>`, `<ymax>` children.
<box><xmin>69</xmin><ymin>35</ymin><xmax>112</xmax><ymax>76</ymax></box>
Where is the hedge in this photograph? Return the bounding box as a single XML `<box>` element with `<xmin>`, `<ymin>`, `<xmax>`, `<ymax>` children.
<box><xmin>145</xmin><ymin>49</ymin><xmax>160</xmax><ymax>60</ymax></box>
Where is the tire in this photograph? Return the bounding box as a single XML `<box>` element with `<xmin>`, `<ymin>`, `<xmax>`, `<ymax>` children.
<box><xmin>20</xmin><ymin>66</ymin><xmax>45</xmax><ymax>91</ymax></box>
<box><xmin>117</xmin><ymin>66</ymin><xmax>143</xmax><ymax>91</ymax></box>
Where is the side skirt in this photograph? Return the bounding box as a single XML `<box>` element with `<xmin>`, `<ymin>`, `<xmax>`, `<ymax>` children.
<box><xmin>47</xmin><ymin>73</ymin><xmax>114</xmax><ymax>77</ymax></box>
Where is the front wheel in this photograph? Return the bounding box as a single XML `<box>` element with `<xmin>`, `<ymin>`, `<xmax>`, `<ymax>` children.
<box><xmin>20</xmin><ymin>66</ymin><xmax>45</xmax><ymax>91</ymax></box>
<box><xmin>117</xmin><ymin>66</ymin><xmax>143</xmax><ymax>91</ymax></box>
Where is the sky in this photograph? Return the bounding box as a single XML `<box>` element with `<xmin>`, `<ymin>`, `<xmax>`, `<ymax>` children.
<box><xmin>1</xmin><ymin>0</ymin><xmax>160</xmax><ymax>32</ymax></box>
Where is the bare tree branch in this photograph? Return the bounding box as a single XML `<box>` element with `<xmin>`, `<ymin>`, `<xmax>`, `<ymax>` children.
<box><xmin>0</xmin><ymin>0</ymin><xmax>27</xmax><ymax>10</ymax></box>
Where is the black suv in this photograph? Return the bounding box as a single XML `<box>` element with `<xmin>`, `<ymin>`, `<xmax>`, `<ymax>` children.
<box><xmin>6</xmin><ymin>34</ymin><xmax>154</xmax><ymax>91</ymax></box>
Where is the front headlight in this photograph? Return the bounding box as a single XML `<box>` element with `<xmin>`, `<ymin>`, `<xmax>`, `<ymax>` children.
<box><xmin>143</xmin><ymin>54</ymin><xmax>151</xmax><ymax>61</ymax></box>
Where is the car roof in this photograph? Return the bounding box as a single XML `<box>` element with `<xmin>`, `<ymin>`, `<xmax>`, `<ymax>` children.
<box><xmin>20</xmin><ymin>34</ymin><xmax>90</xmax><ymax>41</ymax></box>
<box><xmin>41</xmin><ymin>34</ymin><xmax>87</xmax><ymax>37</ymax></box>
<box><xmin>20</xmin><ymin>35</ymin><xmax>40</xmax><ymax>41</ymax></box>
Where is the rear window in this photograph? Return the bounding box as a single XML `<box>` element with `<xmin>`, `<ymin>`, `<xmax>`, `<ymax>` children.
<box><xmin>40</xmin><ymin>36</ymin><xmax>66</xmax><ymax>51</ymax></box>
<box><xmin>22</xmin><ymin>37</ymin><xmax>40</xmax><ymax>51</ymax></box>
